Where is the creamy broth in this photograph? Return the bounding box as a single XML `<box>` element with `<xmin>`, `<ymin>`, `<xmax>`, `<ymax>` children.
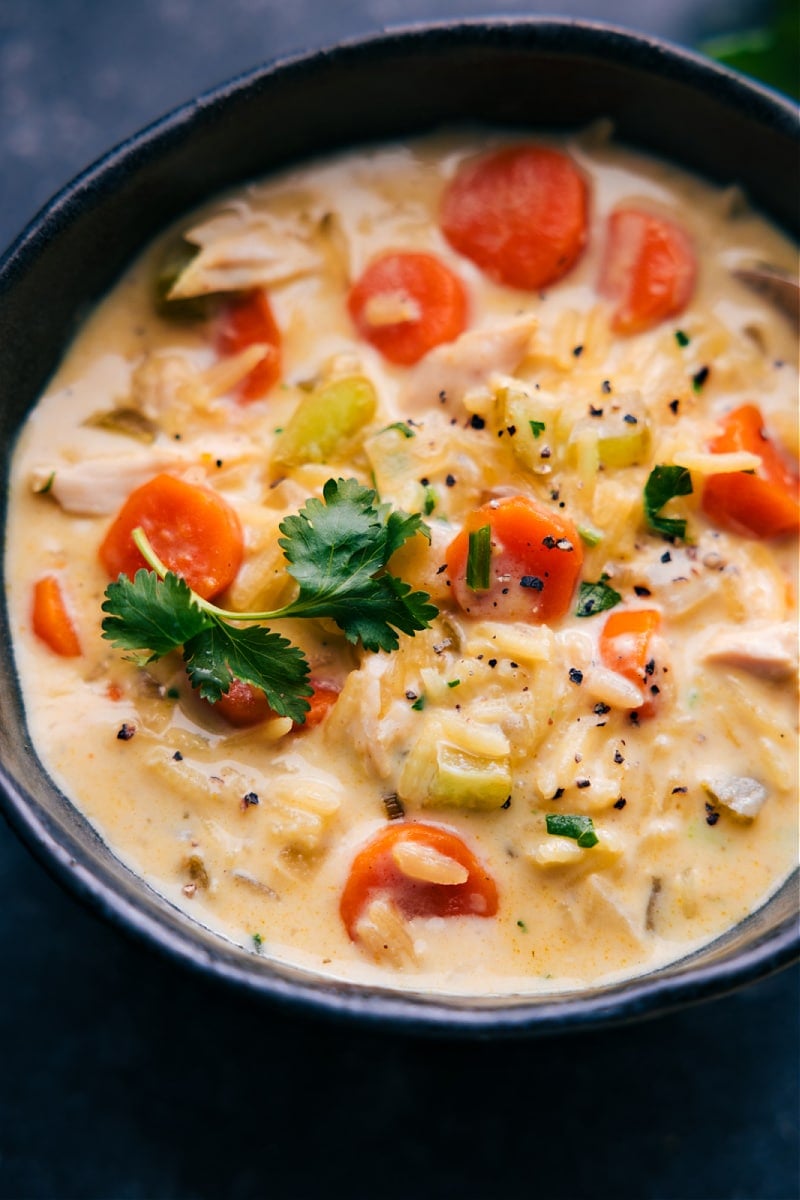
<box><xmin>6</xmin><ymin>130</ymin><xmax>798</xmax><ymax>995</ymax></box>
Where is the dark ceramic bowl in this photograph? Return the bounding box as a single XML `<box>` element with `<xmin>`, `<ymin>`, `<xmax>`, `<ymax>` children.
<box><xmin>0</xmin><ymin>19</ymin><xmax>797</xmax><ymax>1035</ymax></box>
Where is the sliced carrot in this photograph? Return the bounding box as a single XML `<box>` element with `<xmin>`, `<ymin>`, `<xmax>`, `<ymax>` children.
<box><xmin>340</xmin><ymin>822</ymin><xmax>498</xmax><ymax>940</ymax></box>
<box><xmin>599</xmin><ymin>608</ymin><xmax>661</xmax><ymax>718</ymax></box>
<box><xmin>599</xmin><ymin>208</ymin><xmax>696</xmax><ymax>335</ymax></box>
<box><xmin>440</xmin><ymin>144</ymin><xmax>589</xmax><ymax>290</ymax></box>
<box><xmin>216</xmin><ymin>289</ymin><xmax>282</xmax><ymax>401</ymax></box>
<box><xmin>99</xmin><ymin>473</ymin><xmax>243</xmax><ymax>600</ymax></box>
<box><xmin>211</xmin><ymin>678</ymin><xmax>276</xmax><ymax>728</ymax></box>
<box><xmin>292</xmin><ymin>680</ymin><xmax>341</xmax><ymax>730</ymax></box>
<box><xmin>347</xmin><ymin>251</ymin><xmax>468</xmax><ymax>365</ymax></box>
<box><xmin>32</xmin><ymin>575</ymin><xmax>82</xmax><ymax>657</ymax></box>
<box><xmin>446</xmin><ymin>495</ymin><xmax>584</xmax><ymax>624</ymax></box>
<box><xmin>701</xmin><ymin>404</ymin><xmax>800</xmax><ymax>539</ymax></box>
<box><xmin>210</xmin><ymin>677</ymin><xmax>341</xmax><ymax>730</ymax></box>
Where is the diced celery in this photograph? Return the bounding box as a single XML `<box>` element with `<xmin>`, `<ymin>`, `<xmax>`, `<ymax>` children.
<box><xmin>399</xmin><ymin>715</ymin><xmax>512</xmax><ymax>811</ymax></box>
<box><xmin>501</xmin><ymin>386</ymin><xmax>562</xmax><ymax>473</ymax></box>
<box><xmin>364</xmin><ymin>422</ymin><xmax>426</xmax><ymax>511</ymax></box>
<box><xmin>429</xmin><ymin>744</ymin><xmax>512</xmax><ymax>809</ymax></box>
<box><xmin>154</xmin><ymin>237</ymin><xmax>211</xmax><ymax>321</ymax></box>
<box><xmin>569</xmin><ymin>397</ymin><xmax>651</xmax><ymax>470</ymax></box>
<box><xmin>273</xmin><ymin>376</ymin><xmax>377</xmax><ymax>468</ymax></box>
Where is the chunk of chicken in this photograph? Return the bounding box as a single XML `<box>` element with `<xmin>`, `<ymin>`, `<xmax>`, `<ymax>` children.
<box><xmin>169</xmin><ymin>202</ymin><xmax>321</xmax><ymax>298</ymax></box>
<box><xmin>702</xmin><ymin>622</ymin><xmax>797</xmax><ymax>681</ymax></box>
<box><xmin>402</xmin><ymin>317</ymin><xmax>537</xmax><ymax>413</ymax></box>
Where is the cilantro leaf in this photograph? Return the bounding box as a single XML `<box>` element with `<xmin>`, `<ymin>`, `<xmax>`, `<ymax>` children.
<box><xmin>184</xmin><ymin>623</ymin><xmax>311</xmax><ymax>720</ymax></box>
<box><xmin>644</xmin><ymin>464</ymin><xmax>693</xmax><ymax>541</ymax></box>
<box><xmin>100</xmin><ymin>478</ymin><xmax>439</xmax><ymax>723</ymax></box>
<box><xmin>101</xmin><ymin>569</ymin><xmax>212</xmax><ymax>660</ymax></box>
<box><xmin>575</xmin><ymin>578</ymin><xmax>622</xmax><ymax>618</ymax></box>
<box><xmin>278</xmin><ymin>477</ymin><xmax>436</xmax><ymax>642</ymax></box>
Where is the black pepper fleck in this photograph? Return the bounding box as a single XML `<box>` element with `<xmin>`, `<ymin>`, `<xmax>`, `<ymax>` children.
<box><xmin>602</xmin><ymin>380</ymin><xmax>612</xmax><ymax>394</ymax></box>
<box><xmin>520</xmin><ymin>575</ymin><xmax>544</xmax><ymax>591</ymax></box>
<box><xmin>568</xmin><ymin>667</ymin><xmax>584</xmax><ymax>685</ymax></box>
<box><xmin>634</xmin><ymin>585</ymin><xmax>651</xmax><ymax>597</ymax></box>
<box><xmin>117</xmin><ymin>723</ymin><xmax>136</xmax><ymax>741</ymax></box>
<box><xmin>469</xmin><ymin>414</ymin><xmax>485</xmax><ymax>430</ymax></box>
<box><xmin>576</xmin><ymin>779</ymin><xmax>591</xmax><ymax>789</ymax></box>
<box><xmin>614</xmin><ymin>797</ymin><xmax>627</xmax><ymax>810</ymax></box>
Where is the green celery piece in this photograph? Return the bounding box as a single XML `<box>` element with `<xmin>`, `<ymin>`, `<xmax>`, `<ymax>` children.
<box><xmin>426</xmin><ymin>743</ymin><xmax>512</xmax><ymax>811</ymax></box>
<box><xmin>273</xmin><ymin>376</ymin><xmax>377</xmax><ymax>468</ymax></box>
<box><xmin>364</xmin><ymin>422</ymin><xmax>426</xmax><ymax>513</ymax></box>
<box><xmin>154</xmin><ymin>237</ymin><xmax>211</xmax><ymax>321</ymax></box>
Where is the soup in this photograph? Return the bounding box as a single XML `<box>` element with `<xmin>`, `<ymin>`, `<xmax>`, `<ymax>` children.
<box><xmin>6</xmin><ymin>129</ymin><xmax>798</xmax><ymax>995</ymax></box>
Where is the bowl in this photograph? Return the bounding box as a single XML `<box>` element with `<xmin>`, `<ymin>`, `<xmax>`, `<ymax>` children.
<box><xmin>0</xmin><ymin>18</ymin><xmax>797</xmax><ymax>1035</ymax></box>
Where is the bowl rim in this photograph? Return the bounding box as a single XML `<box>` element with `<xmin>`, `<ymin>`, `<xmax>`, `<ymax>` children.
<box><xmin>1</xmin><ymin>16</ymin><xmax>798</xmax><ymax>1036</ymax></box>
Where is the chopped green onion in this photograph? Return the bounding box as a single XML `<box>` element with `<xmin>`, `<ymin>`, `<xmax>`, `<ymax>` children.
<box><xmin>545</xmin><ymin>813</ymin><xmax>599</xmax><ymax>848</ymax></box>
<box><xmin>411</xmin><ymin>694</ymin><xmax>427</xmax><ymax>711</ymax></box>
<box><xmin>529</xmin><ymin>420</ymin><xmax>546</xmax><ymax>439</ymax></box>
<box><xmin>447</xmin><ymin>679</ymin><xmax>461</xmax><ymax>689</ymax></box>
<box><xmin>675</xmin><ymin>329</ymin><xmax>690</xmax><ymax>348</ymax></box>
<box><xmin>382</xmin><ymin>421</ymin><xmax>415</xmax><ymax>439</ymax></box>
<box><xmin>252</xmin><ymin>932</ymin><xmax>264</xmax><ymax>951</ymax></box>
<box><xmin>644</xmin><ymin>464</ymin><xmax>693</xmax><ymax>541</ymax></box>
<box><xmin>578</xmin><ymin>524</ymin><xmax>603</xmax><ymax>547</ymax></box>
<box><xmin>575</xmin><ymin>578</ymin><xmax>622</xmax><ymax>618</ymax></box>
<box><xmin>517</xmin><ymin>919</ymin><xmax>528</xmax><ymax>931</ymax></box>
<box><xmin>423</xmin><ymin>486</ymin><xmax>437</xmax><ymax>516</ymax></box>
<box><xmin>466</xmin><ymin>523</ymin><xmax>492</xmax><ymax>591</ymax></box>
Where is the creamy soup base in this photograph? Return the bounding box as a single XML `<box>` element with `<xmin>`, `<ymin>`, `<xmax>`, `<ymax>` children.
<box><xmin>6</xmin><ymin>129</ymin><xmax>799</xmax><ymax>995</ymax></box>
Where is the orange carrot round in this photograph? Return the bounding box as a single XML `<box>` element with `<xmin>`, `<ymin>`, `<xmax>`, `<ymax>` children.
<box><xmin>599</xmin><ymin>608</ymin><xmax>661</xmax><ymax>718</ymax></box>
<box><xmin>446</xmin><ymin>495</ymin><xmax>584</xmax><ymax>623</ymax></box>
<box><xmin>599</xmin><ymin>208</ymin><xmax>696</xmax><ymax>335</ymax></box>
<box><xmin>702</xmin><ymin>404</ymin><xmax>800</xmax><ymax>539</ymax></box>
<box><xmin>32</xmin><ymin>575</ymin><xmax>82</xmax><ymax>657</ymax></box>
<box><xmin>99</xmin><ymin>473</ymin><xmax>243</xmax><ymax>600</ymax></box>
<box><xmin>340</xmin><ymin>822</ymin><xmax>498</xmax><ymax>940</ymax></box>
<box><xmin>210</xmin><ymin>677</ymin><xmax>340</xmax><ymax>730</ymax></box>
<box><xmin>440</xmin><ymin>144</ymin><xmax>589</xmax><ymax>290</ymax></box>
<box><xmin>347</xmin><ymin>251</ymin><xmax>467</xmax><ymax>365</ymax></box>
<box><xmin>216</xmin><ymin>289</ymin><xmax>282</xmax><ymax>401</ymax></box>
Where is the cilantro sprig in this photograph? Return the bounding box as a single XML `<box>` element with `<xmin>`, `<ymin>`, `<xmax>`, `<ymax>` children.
<box><xmin>101</xmin><ymin>477</ymin><xmax>438</xmax><ymax>723</ymax></box>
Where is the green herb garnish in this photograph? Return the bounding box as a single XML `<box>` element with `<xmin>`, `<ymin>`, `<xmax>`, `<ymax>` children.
<box><xmin>577</xmin><ymin>524</ymin><xmax>604</xmax><ymax>548</ymax></box>
<box><xmin>382</xmin><ymin>421</ymin><xmax>415</xmax><ymax>439</ymax></box>
<box><xmin>675</xmin><ymin>329</ymin><xmax>690</xmax><ymax>348</ymax></box>
<box><xmin>101</xmin><ymin>478</ymin><xmax>437</xmax><ymax>724</ymax></box>
<box><xmin>411</xmin><ymin>694</ymin><xmax>427</xmax><ymax>711</ymax></box>
<box><xmin>545</xmin><ymin>813</ymin><xmax>599</xmax><ymax>848</ymax></box>
<box><xmin>529</xmin><ymin>420</ymin><xmax>546</xmax><ymax>439</ymax></box>
<box><xmin>643</xmin><ymin>464</ymin><xmax>693</xmax><ymax>541</ymax></box>
<box><xmin>466</xmin><ymin>523</ymin><xmax>492</xmax><ymax>591</ymax></box>
<box><xmin>423</xmin><ymin>485</ymin><xmax>437</xmax><ymax>516</ymax></box>
<box><xmin>575</xmin><ymin>577</ymin><xmax>622</xmax><ymax>618</ymax></box>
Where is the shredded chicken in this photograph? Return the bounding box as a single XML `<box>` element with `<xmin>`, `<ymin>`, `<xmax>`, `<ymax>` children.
<box><xmin>702</xmin><ymin>622</ymin><xmax>798</xmax><ymax>680</ymax></box>
<box><xmin>169</xmin><ymin>202</ymin><xmax>321</xmax><ymax>298</ymax></box>
<box><xmin>402</xmin><ymin>317</ymin><xmax>537</xmax><ymax>413</ymax></box>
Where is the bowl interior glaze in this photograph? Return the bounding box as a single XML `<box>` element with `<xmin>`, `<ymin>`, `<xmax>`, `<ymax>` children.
<box><xmin>0</xmin><ymin>19</ymin><xmax>797</xmax><ymax>1034</ymax></box>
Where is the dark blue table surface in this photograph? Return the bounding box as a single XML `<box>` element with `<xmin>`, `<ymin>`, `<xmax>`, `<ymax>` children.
<box><xmin>1</xmin><ymin>3</ymin><xmax>797</xmax><ymax>1198</ymax></box>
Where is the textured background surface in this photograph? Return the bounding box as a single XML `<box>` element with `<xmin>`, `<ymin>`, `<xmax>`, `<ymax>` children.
<box><xmin>1</xmin><ymin>3</ymin><xmax>797</xmax><ymax>1198</ymax></box>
